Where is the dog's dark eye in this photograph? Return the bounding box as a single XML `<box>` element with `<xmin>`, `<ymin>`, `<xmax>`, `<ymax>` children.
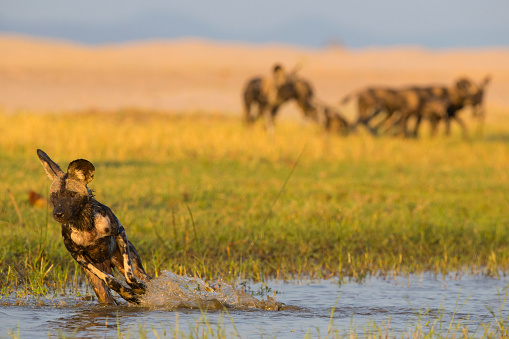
<box><xmin>70</xmin><ymin>192</ymin><xmax>76</xmax><ymax>198</ymax></box>
<box><xmin>51</xmin><ymin>192</ymin><xmax>57</xmax><ymax>199</ymax></box>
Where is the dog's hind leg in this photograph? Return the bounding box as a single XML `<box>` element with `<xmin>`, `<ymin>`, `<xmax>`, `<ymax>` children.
<box><xmin>111</xmin><ymin>244</ymin><xmax>150</xmax><ymax>282</ymax></box>
<box><xmin>127</xmin><ymin>241</ymin><xmax>151</xmax><ymax>282</ymax></box>
<box><xmin>111</xmin><ymin>242</ymin><xmax>151</xmax><ymax>295</ymax></box>
<box><xmin>114</xmin><ymin>227</ymin><xmax>148</xmax><ymax>293</ymax></box>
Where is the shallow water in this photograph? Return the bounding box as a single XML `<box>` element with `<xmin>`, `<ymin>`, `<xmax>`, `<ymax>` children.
<box><xmin>1</xmin><ymin>273</ymin><xmax>509</xmax><ymax>338</ymax></box>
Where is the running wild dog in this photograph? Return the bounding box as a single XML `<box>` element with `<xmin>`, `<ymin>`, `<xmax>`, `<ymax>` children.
<box><xmin>340</xmin><ymin>86</ymin><xmax>403</xmax><ymax>135</ymax></box>
<box><xmin>341</xmin><ymin>76</ymin><xmax>489</xmax><ymax>137</ymax></box>
<box><xmin>37</xmin><ymin>149</ymin><xmax>151</xmax><ymax>304</ymax></box>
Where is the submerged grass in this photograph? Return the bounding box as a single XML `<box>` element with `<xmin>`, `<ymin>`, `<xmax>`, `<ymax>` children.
<box><xmin>0</xmin><ymin>110</ymin><xmax>509</xmax><ymax>297</ymax></box>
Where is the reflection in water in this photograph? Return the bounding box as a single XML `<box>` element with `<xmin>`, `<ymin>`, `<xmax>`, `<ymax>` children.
<box><xmin>1</xmin><ymin>273</ymin><xmax>509</xmax><ymax>338</ymax></box>
<box><xmin>45</xmin><ymin>305</ymin><xmax>136</xmax><ymax>337</ymax></box>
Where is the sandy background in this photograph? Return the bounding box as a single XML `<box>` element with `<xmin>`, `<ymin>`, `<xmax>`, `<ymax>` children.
<box><xmin>1</xmin><ymin>34</ymin><xmax>508</xmax><ymax>121</ymax></box>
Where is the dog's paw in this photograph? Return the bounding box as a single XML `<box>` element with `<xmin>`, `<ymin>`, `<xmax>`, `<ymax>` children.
<box><xmin>104</xmin><ymin>274</ymin><xmax>124</xmax><ymax>291</ymax></box>
<box><xmin>128</xmin><ymin>280</ymin><xmax>147</xmax><ymax>294</ymax></box>
<box><xmin>105</xmin><ymin>275</ymin><xmax>142</xmax><ymax>304</ymax></box>
<box><xmin>125</xmin><ymin>270</ymin><xmax>147</xmax><ymax>293</ymax></box>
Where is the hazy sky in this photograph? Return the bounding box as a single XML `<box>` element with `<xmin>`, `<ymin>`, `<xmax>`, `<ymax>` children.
<box><xmin>1</xmin><ymin>0</ymin><xmax>508</xmax><ymax>47</ymax></box>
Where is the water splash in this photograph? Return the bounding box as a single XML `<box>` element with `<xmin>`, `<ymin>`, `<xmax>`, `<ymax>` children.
<box><xmin>139</xmin><ymin>271</ymin><xmax>288</xmax><ymax>310</ymax></box>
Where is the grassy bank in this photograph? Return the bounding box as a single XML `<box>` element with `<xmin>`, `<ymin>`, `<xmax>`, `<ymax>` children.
<box><xmin>1</xmin><ymin>110</ymin><xmax>509</xmax><ymax>297</ymax></box>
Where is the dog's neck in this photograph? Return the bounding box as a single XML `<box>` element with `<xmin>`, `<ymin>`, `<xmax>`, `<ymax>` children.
<box><xmin>66</xmin><ymin>193</ymin><xmax>97</xmax><ymax>232</ymax></box>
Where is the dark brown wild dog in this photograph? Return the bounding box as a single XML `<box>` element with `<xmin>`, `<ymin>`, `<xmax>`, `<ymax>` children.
<box><xmin>37</xmin><ymin>149</ymin><xmax>151</xmax><ymax>305</ymax></box>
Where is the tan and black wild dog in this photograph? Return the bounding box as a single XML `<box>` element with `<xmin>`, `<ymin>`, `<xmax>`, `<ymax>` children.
<box><xmin>308</xmin><ymin>100</ymin><xmax>350</xmax><ymax>135</ymax></box>
<box><xmin>242</xmin><ymin>64</ymin><xmax>316</xmax><ymax>133</ymax></box>
<box><xmin>37</xmin><ymin>149</ymin><xmax>151</xmax><ymax>305</ymax></box>
<box><xmin>341</xmin><ymin>76</ymin><xmax>489</xmax><ymax>137</ymax></box>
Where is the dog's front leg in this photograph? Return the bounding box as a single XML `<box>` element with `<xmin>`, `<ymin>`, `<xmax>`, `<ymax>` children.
<box><xmin>115</xmin><ymin>224</ymin><xmax>147</xmax><ymax>294</ymax></box>
<box><xmin>72</xmin><ymin>252</ymin><xmax>141</xmax><ymax>304</ymax></box>
<box><xmin>83</xmin><ymin>261</ymin><xmax>118</xmax><ymax>305</ymax></box>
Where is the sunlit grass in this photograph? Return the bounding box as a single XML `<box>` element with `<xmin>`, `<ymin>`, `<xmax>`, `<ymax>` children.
<box><xmin>0</xmin><ymin>109</ymin><xmax>509</xmax><ymax>297</ymax></box>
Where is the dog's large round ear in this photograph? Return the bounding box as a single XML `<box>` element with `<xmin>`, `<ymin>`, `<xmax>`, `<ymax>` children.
<box><xmin>272</xmin><ymin>63</ymin><xmax>283</xmax><ymax>74</ymax></box>
<box><xmin>455</xmin><ymin>77</ymin><xmax>470</xmax><ymax>90</ymax></box>
<box><xmin>67</xmin><ymin>159</ymin><xmax>95</xmax><ymax>184</ymax></box>
<box><xmin>37</xmin><ymin>149</ymin><xmax>64</xmax><ymax>181</ymax></box>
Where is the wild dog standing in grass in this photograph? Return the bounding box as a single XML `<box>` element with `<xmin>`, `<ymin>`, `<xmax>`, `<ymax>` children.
<box><xmin>242</xmin><ymin>64</ymin><xmax>317</xmax><ymax>133</ymax></box>
<box><xmin>37</xmin><ymin>149</ymin><xmax>151</xmax><ymax>305</ymax></box>
<box><xmin>415</xmin><ymin>96</ymin><xmax>452</xmax><ymax>137</ymax></box>
<box><xmin>403</xmin><ymin>76</ymin><xmax>491</xmax><ymax>137</ymax></box>
<box><xmin>466</xmin><ymin>75</ymin><xmax>491</xmax><ymax>135</ymax></box>
<box><xmin>342</xmin><ymin>76</ymin><xmax>490</xmax><ymax>138</ymax></box>
<box><xmin>340</xmin><ymin>87</ymin><xmax>403</xmax><ymax>135</ymax></box>
<box><xmin>309</xmin><ymin>100</ymin><xmax>350</xmax><ymax>135</ymax></box>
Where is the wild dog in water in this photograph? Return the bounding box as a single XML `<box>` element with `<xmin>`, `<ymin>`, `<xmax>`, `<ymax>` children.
<box><xmin>242</xmin><ymin>64</ymin><xmax>317</xmax><ymax>133</ymax></box>
<box><xmin>37</xmin><ymin>149</ymin><xmax>151</xmax><ymax>305</ymax></box>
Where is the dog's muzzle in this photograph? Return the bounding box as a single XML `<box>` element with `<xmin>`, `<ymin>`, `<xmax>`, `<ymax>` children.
<box><xmin>53</xmin><ymin>206</ymin><xmax>71</xmax><ymax>223</ymax></box>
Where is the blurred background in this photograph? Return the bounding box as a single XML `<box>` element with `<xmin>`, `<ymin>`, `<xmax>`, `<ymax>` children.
<box><xmin>1</xmin><ymin>0</ymin><xmax>509</xmax><ymax>47</ymax></box>
<box><xmin>0</xmin><ymin>0</ymin><xmax>508</xmax><ymax>119</ymax></box>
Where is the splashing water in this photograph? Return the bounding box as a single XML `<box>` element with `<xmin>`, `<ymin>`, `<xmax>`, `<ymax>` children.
<box><xmin>139</xmin><ymin>271</ymin><xmax>288</xmax><ymax>310</ymax></box>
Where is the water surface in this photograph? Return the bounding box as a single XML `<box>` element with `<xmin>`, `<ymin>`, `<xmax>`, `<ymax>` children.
<box><xmin>1</xmin><ymin>273</ymin><xmax>508</xmax><ymax>338</ymax></box>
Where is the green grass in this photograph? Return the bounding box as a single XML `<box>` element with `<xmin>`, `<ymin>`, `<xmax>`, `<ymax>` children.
<box><xmin>1</xmin><ymin>110</ymin><xmax>509</xmax><ymax>297</ymax></box>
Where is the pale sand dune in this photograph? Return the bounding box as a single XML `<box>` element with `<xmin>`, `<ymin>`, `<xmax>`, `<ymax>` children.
<box><xmin>0</xmin><ymin>34</ymin><xmax>508</xmax><ymax>121</ymax></box>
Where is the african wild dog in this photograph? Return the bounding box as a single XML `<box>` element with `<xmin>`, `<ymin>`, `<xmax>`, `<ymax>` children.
<box><xmin>341</xmin><ymin>76</ymin><xmax>489</xmax><ymax>138</ymax></box>
<box><xmin>242</xmin><ymin>64</ymin><xmax>317</xmax><ymax>133</ymax></box>
<box><xmin>243</xmin><ymin>77</ymin><xmax>264</xmax><ymax>124</ymax></box>
<box><xmin>37</xmin><ymin>149</ymin><xmax>151</xmax><ymax>305</ymax></box>
<box><xmin>403</xmin><ymin>76</ymin><xmax>490</xmax><ymax>137</ymax></box>
<box><xmin>340</xmin><ymin>87</ymin><xmax>403</xmax><ymax>135</ymax></box>
<box><xmin>309</xmin><ymin>100</ymin><xmax>350</xmax><ymax>135</ymax></box>
<box><xmin>418</xmin><ymin>96</ymin><xmax>452</xmax><ymax>136</ymax></box>
<box><xmin>468</xmin><ymin>75</ymin><xmax>491</xmax><ymax>118</ymax></box>
<box><xmin>340</xmin><ymin>86</ymin><xmax>421</xmax><ymax>136</ymax></box>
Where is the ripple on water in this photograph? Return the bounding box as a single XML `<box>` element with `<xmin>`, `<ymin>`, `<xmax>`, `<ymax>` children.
<box><xmin>2</xmin><ymin>273</ymin><xmax>509</xmax><ymax>338</ymax></box>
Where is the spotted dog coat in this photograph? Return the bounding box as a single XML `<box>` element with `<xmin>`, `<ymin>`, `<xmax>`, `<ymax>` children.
<box><xmin>37</xmin><ymin>149</ymin><xmax>151</xmax><ymax>304</ymax></box>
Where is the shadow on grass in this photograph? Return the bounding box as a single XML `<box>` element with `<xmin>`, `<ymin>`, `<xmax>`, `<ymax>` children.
<box><xmin>481</xmin><ymin>132</ymin><xmax>509</xmax><ymax>143</ymax></box>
